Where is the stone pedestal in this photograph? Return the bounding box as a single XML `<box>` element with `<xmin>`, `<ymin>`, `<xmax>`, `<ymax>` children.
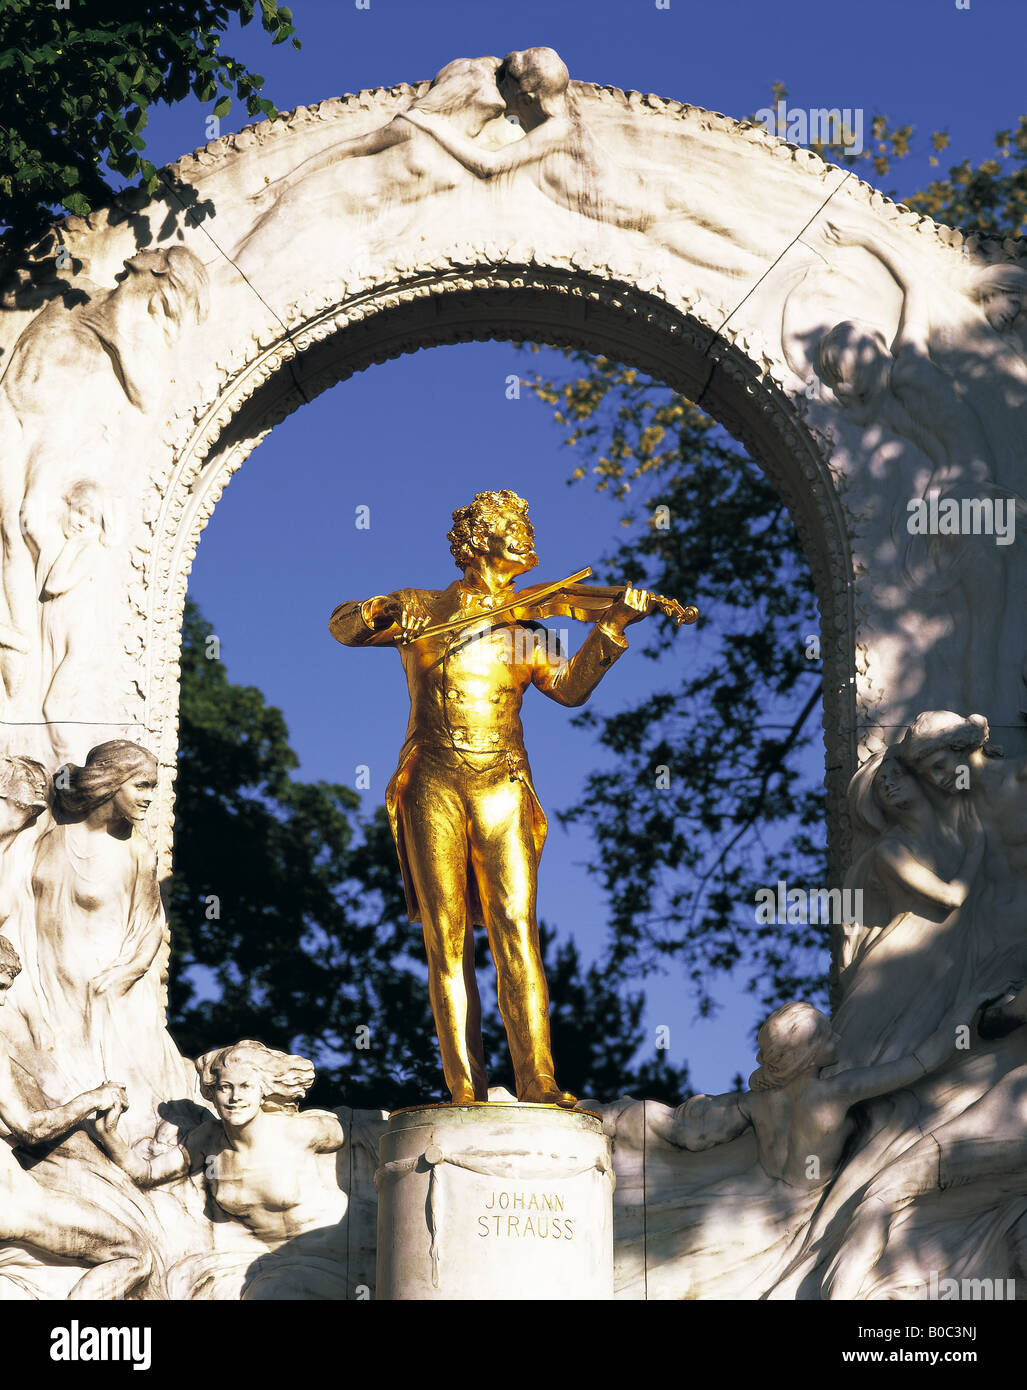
<box><xmin>375</xmin><ymin>1103</ymin><xmax>614</xmax><ymax>1300</ymax></box>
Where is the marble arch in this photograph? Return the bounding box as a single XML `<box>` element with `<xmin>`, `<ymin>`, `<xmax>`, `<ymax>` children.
<box><xmin>1</xmin><ymin>57</ymin><xmax>1023</xmax><ymax>904</ymax></box>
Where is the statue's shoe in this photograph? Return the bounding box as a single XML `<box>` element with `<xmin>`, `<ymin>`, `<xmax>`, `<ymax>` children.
<box><xmin>519</xmin><ymin>1075</ymin><xmax>578</xmax><ymax>1108</ymax></box>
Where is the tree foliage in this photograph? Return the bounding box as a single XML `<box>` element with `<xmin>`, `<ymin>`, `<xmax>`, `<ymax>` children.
<box><xmin>522</xmin><ymin>101</ymin><xmax>1027</xmax><ymax>1018</ymax></box>
<box><xmin>0</xmin><ymin>0</ymin><xmax>300</xmax><ymax>249</ymax></box>
<box><xmin>798</xmin><ymin>79</ymin><xmax>1027</xmax><ymax>238</ymax></box>
<box><xmin>525</xmin><ymin>363</ymin><xmax>827</xmax><ymax>1013</ymax></box>
<box><xmin>168</xmin><ymin>599</ymin><xmax>436</xmax><ymax>1108</ymax></box>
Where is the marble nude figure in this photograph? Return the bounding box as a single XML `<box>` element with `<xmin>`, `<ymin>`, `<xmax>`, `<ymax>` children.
<box><xmin>0</xmin><ymin>934</ymin><xmax>143</xmax><ymax>1300</ymax></box>
<box><xmin>239</xmin><ymin>48</ymin><xmax>766</xmax><ymax>282</ymax></box>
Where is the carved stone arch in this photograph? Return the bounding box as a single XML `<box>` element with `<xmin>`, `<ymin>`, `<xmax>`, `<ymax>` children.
<box><xmin>2</xmin><ymin>56</ymin><xmax>1022</xmax><ymax>908</ymax></box>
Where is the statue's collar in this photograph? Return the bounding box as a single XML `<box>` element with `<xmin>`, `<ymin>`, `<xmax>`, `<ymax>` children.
<box><xmin>456</xmin><ymin>575</ymin><xmax>515</xmax><ymax>609</ymax></box>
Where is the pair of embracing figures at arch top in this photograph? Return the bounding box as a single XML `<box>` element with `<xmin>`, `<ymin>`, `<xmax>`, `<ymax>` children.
<box><xmin>240</xmin><ymin>46</ymin><xmax>763</xmax><ymax>280</ymax></box>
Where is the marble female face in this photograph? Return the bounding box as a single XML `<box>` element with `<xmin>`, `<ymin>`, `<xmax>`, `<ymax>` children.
<box><xmin>918</xmin><ymin>747</ymin><xmax>968</xmax><ymax>795</ymax></box>
<box><xmin>873</xmin><ymin>756</ymin><xmax>921</xmax><ymax>815</ymax></box>
<box><xmin>65</xmin><ymin>495</ymin><xmax>102</xmax><ymax>538</ymax></box>
<box><xmin>498</xmin><ymin>48</ymin><xmax>568</xmax><ymax>120</ymax></box>
<box><xmin>0</xmin><ymin>966</ymin><xmax>18</xmax><ymax>1005</ymax></box>
<box><xmin>819</xmin><ymin>1027</ymin><xmax>841</xmax><ymax>1066</ymax></box>
<box><xmin>471</xmin><ymin>64</ymin><xmax>507</xmax><ymax>124</ymax></box>
<box><xmin>835</xmin><ymin>340</ymin><xmax>888</xmax><ymax>408</ymax></box>
<box><xmin>981</xmin><ymin>290</ymin><xmax>1023</xmax><ymax>335</ymax></box>
<box><xmin>213</xmin><ymin>1062</ymin><xmax>265</xmax><ymax>1128</ymax></box>
<box><xmin>111</xmin><ymin>773</ymin><xmax>156</xmax><ymax>824</ymax></box>
<box><xmin>0</xmin><ymin>794</ymin><xmax>43</xmax><ymax>835</ymax></box>
<box><xmin>819</xmin><ymin>322</ymin><xmax>889</xmax><ymax>413</ymax></box>
<box><xmin>498</xmin><ymin>53</ymin><xmax>536</xmax><ymax>121</ymax></box>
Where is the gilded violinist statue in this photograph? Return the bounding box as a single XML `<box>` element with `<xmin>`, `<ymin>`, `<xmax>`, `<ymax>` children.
<box><xmin>330</xmin><ymin>490</ymin><xmax>694</xmax><ymax>1107</ymax></box>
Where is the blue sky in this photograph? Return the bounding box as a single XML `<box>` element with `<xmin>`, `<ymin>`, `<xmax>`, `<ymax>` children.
<box><xmin>131</xmin><ymin>0</ymin><xmax>1026</xmax><ymax>1092</ymax></box>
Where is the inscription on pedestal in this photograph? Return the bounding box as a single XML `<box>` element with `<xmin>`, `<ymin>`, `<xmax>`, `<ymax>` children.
<box><xmin>377</xmin><ymin>1105</ymin><xmax>614</xmax><ymax>1298</ymax></box>
<box><xmin>477</xmin><ymin>1190</ymin><xmax>575</xmax><ymax>1239</ymax></box>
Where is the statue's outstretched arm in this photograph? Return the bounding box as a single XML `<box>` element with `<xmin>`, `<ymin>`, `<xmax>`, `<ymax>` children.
<box><xmin>826</xmin><ymin>1015</ymin><xmax>959</xmax><ymax>1109</ymax></box>
<box><xmin>0</xmin><ymin>1069</ymin><xmax>127</xmax><ymax>1147</ymax></box>
<box><xmin>668</xmin><ymin>1091</ymin><xmax>751</xmax><ymax>1151</ymax></box>
<box><xmin>823</xmin><ymin>221</ymin><xmax>931</xmax><ymax>358</ymax></box>
<box><xmin>329</xmin><ymin>590</ymin><xmax>432</xmax><ymax>646</ymax></box>
<box><xmin>874</xmin><ymin>835</ymin><xmax>972</xmax><ymax>912</ymax></box>
<box><xmin>276</xmin><ymin>118</ymin><xmax>412</xmax><ymax>188</ymax></box>
<box><xmin>400</xmin><ymin>109</ymin><xmax>566</xmax><ymax>179</ymax></box>
<box><xmin>329</xmin><ymin>598</ymin><xmax>394</xmax><ymax>647</ymax></box>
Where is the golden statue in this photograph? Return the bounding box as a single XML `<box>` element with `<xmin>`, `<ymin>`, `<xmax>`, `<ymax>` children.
<box><xmin>330</xmin><ymin>490</ymin><xmax>696</xmax><ymax>1107</ymax></box>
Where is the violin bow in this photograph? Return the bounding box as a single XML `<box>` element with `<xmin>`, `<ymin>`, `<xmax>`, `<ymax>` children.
<box><xmin>401</xmin><ymin>567</ymin><xmax>698</xmax><ymax>645</ymax></box>
<box><xmin>400</xmin><ymin>567</ymin><xmax>594</xmax><ymax>645</ymax></box>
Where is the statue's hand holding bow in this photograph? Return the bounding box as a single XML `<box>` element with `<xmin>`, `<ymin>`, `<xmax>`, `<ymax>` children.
<box><xmin>365</xmin><ymin>590</ymin><xmax>433</xmax><ymax>642</ymax></box>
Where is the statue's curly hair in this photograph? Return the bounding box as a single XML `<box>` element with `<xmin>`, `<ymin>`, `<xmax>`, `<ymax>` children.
<box><xmin>447</xmin><ymin>490</ymin><xmax>534</xmax><ymax>569</ymax></box>
<box><xmin>196</xmin><ymin>1040</ymin><xmax>315</xmax><ymax>1114</ymax></box>
<box><xmin>0</xmin><ymin>934</ymin><xmax>21</xmax><ymax>977</ymax></box>
<box><xmin>0</xmin><ymin>754</ymin><xmax>50</xmax><ymax>813</ymax></box>
<box><xmin>55</xmin><ymin>740</ymin><xmax>156</xmax><ymax>819</ymax></box>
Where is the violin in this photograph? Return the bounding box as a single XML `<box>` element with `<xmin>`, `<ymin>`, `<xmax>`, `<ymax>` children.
<box><xmin>404</xmin><ymin>567</ymin><xmax>699</xmax><ymax>644</ymax></box>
